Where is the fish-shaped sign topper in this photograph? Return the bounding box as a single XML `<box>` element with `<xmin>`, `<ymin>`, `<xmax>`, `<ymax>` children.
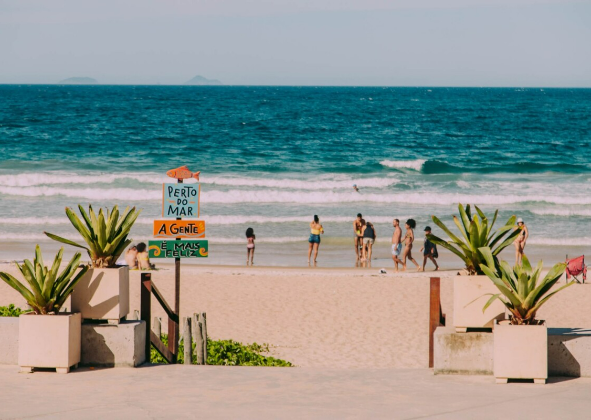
<box><xmin>166</xmin><ymin>165</ymin><xmax>200</xmax><ymax>181</ymax></box>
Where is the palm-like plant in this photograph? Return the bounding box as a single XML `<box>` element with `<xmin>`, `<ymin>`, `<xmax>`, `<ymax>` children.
<box><xmin>45</xmin><ymin>205</ymin><xmax>141</xmax><ymax>268</ymax></box>
<box><xmin>428</xmin><ymin>204</ymin><xmax>520</xmax><ymax>275</ymax></box>
<box><xmin>0</xmin><ymin>246</ymin><xmax>89</xmax><ymax>314</ymax></box>
<box><xmin>478</xmin><ymin>247</ymin><xmax>572</xmax><ymax>325</ymax></box>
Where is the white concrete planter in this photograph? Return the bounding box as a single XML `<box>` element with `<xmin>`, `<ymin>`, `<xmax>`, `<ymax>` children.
<box><xmin>71</xmin><ymin>266</ymin><xmax>130</xmax><ymax>323</ymax></box>
<box><xmin>19</xmin><ymin>312</ymin><xmax>81</xmax><ymax>373</ymax></box>
<box><xmin>494</xmin><ymin>321</ymin><xmax>548</xmax><ymax>384</ymax></box>
<box><xmin>453</xmin><ymin>275</ymin><xmax>506</xmax><ymax>332</ymax></box>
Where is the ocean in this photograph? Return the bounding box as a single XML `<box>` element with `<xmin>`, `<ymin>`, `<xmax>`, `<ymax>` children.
<box><xmin>1</xmin><ymin>85</ymin><xmax>590</xmax><ymax>267</ymax></box>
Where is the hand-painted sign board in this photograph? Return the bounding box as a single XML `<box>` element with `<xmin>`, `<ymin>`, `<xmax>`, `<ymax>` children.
<box><xmin>148</xmin><ymin>240</ymin><xmax>208</xmax><ymax>259</ymax></box>
<box><xmin>153</xmin><ymin>220</ymin><xmax>205</xmax><ymax>239</ymax></box>
<box><xmin>162</xmin><ymin>183</ymin><xmax>200</xmax><ymax>218</ymax></box>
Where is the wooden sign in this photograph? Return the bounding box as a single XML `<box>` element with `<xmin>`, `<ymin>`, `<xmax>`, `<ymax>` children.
<box><xmin>153</xmin><ymin>220</ymin><xmax>205</xmax><ymax>238</ymax></box>
<box><xmin>162</xmin><ymin>183</ymin><xmax>200</xmax><ymax>218</ymax></box>
<box><xmin>148</xmin><ymin>240</ymin><xmax>208</xmax><ymax>259</ymax></box>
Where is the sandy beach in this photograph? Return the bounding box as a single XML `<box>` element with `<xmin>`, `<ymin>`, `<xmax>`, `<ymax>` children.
<box><xmin>1</xmin><ymin>262</ymin><xmax>589</xmax><ymax>369</ymax></box>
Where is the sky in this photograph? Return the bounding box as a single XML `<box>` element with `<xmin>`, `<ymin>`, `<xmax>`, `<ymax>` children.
<box><xmin>1</xmin><ymin>0</ymin><xmax>590</xmax><ymax>86</ymax></box>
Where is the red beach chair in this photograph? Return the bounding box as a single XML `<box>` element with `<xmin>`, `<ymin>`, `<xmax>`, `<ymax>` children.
<box><xmin>566</xmin><ymin>255</ymin><xmax>586</xmax><ymax>283</ymax></box>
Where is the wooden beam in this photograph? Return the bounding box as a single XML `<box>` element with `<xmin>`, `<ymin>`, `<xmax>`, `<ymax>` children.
<box><xmin>140</xmin><ymin>273</ymin><xmax>152</xmax><ymax>360</ymax></box>
<box><xmin>429</xmin><ymin>277</ymin><xmax>441</xmax><ymax>368</ymax></box>
<box><xmin>150</xmin><ymin>281</ymin><xmax>178</xmax><ymax>323</ymax></box>
<box><xmin>150</xmin><ymin>330</ymin><xmax>175</xmax><ymax>363</ymax></box>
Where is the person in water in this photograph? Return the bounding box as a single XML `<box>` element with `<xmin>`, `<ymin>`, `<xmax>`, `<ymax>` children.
<box><xmin>402</xmin><ymin>219</ymin><xmax>421</xmax><ymax>271</ymax></box>
<box><xmin>246</xmin><ymin>227</ymin><xmax>256</xmax><ymax>266</ymax></box>
<box><xmin>514</xmin><ymin>217</ymin><xmax>529</xmax><ymax>266</ymax></box>
<box><xmin>308</xmin><ymin>215</ymin><xmax>324</xmax><ymax>264</ymax></box>
<box><xmin>125</xmin><ymin>245</ymin><xmax>138</xmax><ymax>269</ymax></box>
<box><xmin>353</xmin><ymin>184</ymin><xmax>360</xmax><ymax>193</ymax></box>
<box><xmin>353</xmin><ymin>213</ymin><xmax>363</xmax><ymax>260</ymax></box>
<box><xmin>391</xmin><ymin>219</ymin><xmax>403</xmax><ymax>271</ymax></box>
<box><xmin>360</xmin><ymin>221</ymin><xmax>376</xmax><ymax>262</ymax></box>
<box><xmin>136</xmin><ymin>242</ymin><xmax>154</xmax><ymax>270</ymax></box>
<box><xmin>420</xmin><ymin>226</ymin><xmax>439</xmax><ymax>271</ymax></box>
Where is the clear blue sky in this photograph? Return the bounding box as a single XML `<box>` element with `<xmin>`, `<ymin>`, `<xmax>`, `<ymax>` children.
<box><xmin>1</xmin><ymin>0</ymin><xmax>590</xmax><ymax>86</ymax></box>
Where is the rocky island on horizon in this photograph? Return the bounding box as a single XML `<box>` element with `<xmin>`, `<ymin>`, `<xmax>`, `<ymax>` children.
<box><xmin>184</xmin><ymin>75</ymin><xmax>222</xmax><ymax>86</ymax></box>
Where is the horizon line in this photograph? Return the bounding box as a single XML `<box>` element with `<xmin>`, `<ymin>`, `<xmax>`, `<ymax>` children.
<box><xmin>1</xmin><ymin>83</ymin><xmax>591</xmax><ymax>89</ymax></box>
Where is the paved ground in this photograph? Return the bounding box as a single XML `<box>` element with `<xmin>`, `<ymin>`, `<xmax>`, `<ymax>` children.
<box><xmin>1</xmin><ymin>365</ymin><xmax>591</xmax><ymax>419</ymax></box>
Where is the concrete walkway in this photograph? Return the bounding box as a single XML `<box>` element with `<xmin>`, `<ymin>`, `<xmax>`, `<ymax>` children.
<box><xmin>1</xmin><ymin>365</ymin><xmax>590</xmax><ymax>419</ymax></box>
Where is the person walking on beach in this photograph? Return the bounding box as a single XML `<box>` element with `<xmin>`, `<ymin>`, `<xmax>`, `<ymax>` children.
<box><xmin>361</xmin><ymin>221</ymin><xmax>377</xmax><ymax>262</ymax></box>
<box><xmin>308</xmin><ymin>215</ymin><xmax>324</xmax><ymax>264</ymax></box>
<box><xmin>420</xmin><ymin>226</ymin><xmax>439</xmax><ymax>271</ymax></box>
<box><xmin>391</xmin><ymin>219</ymin><xmax>403</xmax><ymax>271</ymax></box>
<box><xmin>402</xmin><ymin>219</ymin><xmax>421</xmax><ymax>271</ymax></box>
<box><xmin>246</xmin><ymin>227</ymin><xmax>256</xmax><ymax>266</ymax></box>
<box><xmin>353</xmin><ymin>213</ymin><xmax>363</xmax><ymax>260</ymax></box>
<box><xmin>514</xmin><ymin>217</ymin><xmax>529</xmax><ymax>266</ymax></box>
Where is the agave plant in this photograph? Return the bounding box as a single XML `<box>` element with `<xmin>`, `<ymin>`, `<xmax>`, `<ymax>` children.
<box><xmin>478</xmin><ymin>247</ymin><xmax>572</xmax><ymax>325</ymax></box>
<box><xmin>45</xmin><ymin>205</ymin><xmax>141</xmax><ymax>268</ymax></box>
<box><xmin>428</xmin><ymin>203</ymin><xmax>520</xmax><ymax>275</ymax></box>
<box><xmin>0</xmin><ymin>246</ymin><xmax>89</xmax><ymax>315</ymax></box>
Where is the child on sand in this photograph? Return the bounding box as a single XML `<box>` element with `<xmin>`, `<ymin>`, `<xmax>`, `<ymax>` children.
<box><xmin>246</xmin><ymin>227</ymin><xmax>256</xmax><ymax>266</ymax></box>
<box><xmin>125</xmin><ymin>245</ymin><xmax>138</xmax><ymax>269</ymax></box>
<box><xmin>420</xmin><ymin>226</ymin><xmax>439</xmax><ymax>271</ymax></box>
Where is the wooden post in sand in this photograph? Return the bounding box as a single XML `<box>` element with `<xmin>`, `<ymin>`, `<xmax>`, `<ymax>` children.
<box><xmin>153</xmin><ymin>317</ymin><xmax>161</xmax><ymax>339</ymax></box>
<box><xmin>201</xmin><ymin>312</ymin><xmax>208</xmax><ymax>363</ymax></box>
<box><xmin>183</xmin><ymin>317</ymin><xmax>192</xmax><ymax>364</ymax></box>
<box><xmin>192</xmin><ymin>313</ymin><xmax>205</xmax><ymax>365</ymax></box>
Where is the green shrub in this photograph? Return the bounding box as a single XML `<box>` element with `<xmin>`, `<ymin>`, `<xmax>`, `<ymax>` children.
<box><xmin>0</xmin><ymin>304</ymin><xmax>30</xmax><ymax>317</ymax></box>
<box><xmin>151</xmin><ymin>334</ymin><xmax>292</xmax><ymax>367</ymax></box>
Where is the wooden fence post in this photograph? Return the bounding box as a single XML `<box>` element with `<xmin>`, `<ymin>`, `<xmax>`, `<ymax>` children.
<box><xmin>140</xmin><ymin>272</ymin><xmax>152</xmax><ymax>361</ymax></box>
<box><xmin>193</xmin><ymin>313</ymin><xmax>205</xmax><ymax>364</ymax></box>
<box><xmin>153</xmin><ymin>317</ymin><xmax>161</xmax><ymax>338</ymax></box>
<box><xmin>183</xmin><ymin>317</ymin><xmax>192</xmax><ymax>364</ymax></box>
<box><xmin>201</xmin><ymin>312</ymin><xmax>208</xmax><ymax>363</ymax></box>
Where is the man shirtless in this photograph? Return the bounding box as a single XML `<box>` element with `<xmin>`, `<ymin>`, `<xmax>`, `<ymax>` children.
<box><xmin>353</xmin><ymin>213</ymin><xmax>363</xmax><ymax>260</ymax></box>
<box><xmin>391</xmin><ymin>218</ymin><xmax>403</xmax><ymax>271</ymax></box>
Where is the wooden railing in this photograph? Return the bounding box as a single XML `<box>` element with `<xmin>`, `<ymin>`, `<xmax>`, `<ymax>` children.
<box><xmin>141</xmin><ymin>272</ymin><xmax>179</xmax><ymax>363</ymax></box>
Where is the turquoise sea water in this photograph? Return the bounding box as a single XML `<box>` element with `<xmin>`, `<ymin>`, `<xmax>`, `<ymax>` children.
<box><xmin>0</xmin><ymin>85</ymin><xmax>590</xmax><ymax>266</ymax></box>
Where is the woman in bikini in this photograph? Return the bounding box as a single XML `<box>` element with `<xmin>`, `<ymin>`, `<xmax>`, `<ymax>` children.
<box><xmin>136</xmin><ymin>242</ymin><xmax>154</xmax><ymax>270</ymax></box>
<box><xmin>402</xmin><ymin>219</ymin><xmax>421</xmax><ymax>271</ymax></box>
<box><xmin>246</xmin><ymin>227</ymin><xmax>256</xmax><ymax>266</ymax></box>
<box><xmin>514</xmin><ymin>217</ymin><xmax>529</xmax><ymax>266</ymax></box>
<box><xmin>308</xmin><ymin>215</ymin><xmax>324</xmax><ymax>264</ymax></box>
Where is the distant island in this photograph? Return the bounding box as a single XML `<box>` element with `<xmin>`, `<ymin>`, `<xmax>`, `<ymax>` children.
<box><xmin>58</xmin><ymin>77</ymin><xmax>98</xmax><ymax>85</ymax></box>
<box><xmin>184</xmin><ymin>75</ymin><xmax>222</xmax><ymax>86</ymax></box>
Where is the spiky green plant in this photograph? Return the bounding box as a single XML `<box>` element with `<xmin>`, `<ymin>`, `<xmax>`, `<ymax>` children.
<box><xmin>428</xmin><ymin>204</ymin><xmax>520</xmax><ymax>275</ymax></box>
<box><xmin>478</xmin><ymin>247</ymin><xmax>572</xmax><ymax>325</ymax></box>
<box><xmin>0</xmin><ymin>246</ymin><xmax>89</xmax><ymax>314</ymax></box>
<box><xmin>45</xmin><ymin>205</ymin><xmax>141</xmax><ymax>268</ymax></box>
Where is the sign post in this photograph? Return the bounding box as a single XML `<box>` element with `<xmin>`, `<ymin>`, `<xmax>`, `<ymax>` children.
<box><xmin>148</xmin><ymin>166</ymin><xmax>207</xmax><ymax>363</ymax></box>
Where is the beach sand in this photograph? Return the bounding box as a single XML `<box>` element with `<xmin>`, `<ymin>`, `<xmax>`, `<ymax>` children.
<box><xmin>2</xmin><ymin>261</ymin><xmax>589</xmax><ymax>369</ymax></box>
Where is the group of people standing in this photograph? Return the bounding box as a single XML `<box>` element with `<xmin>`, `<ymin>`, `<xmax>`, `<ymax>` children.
<box><xmin>356</xmin><ymin>214</ymin><xmax>439</xmax><ymax>272</ymax></box>
<box><xmin>241</xmin><ymin>213</ymin><xmax>528</xmax><ymax>269</ymax></box>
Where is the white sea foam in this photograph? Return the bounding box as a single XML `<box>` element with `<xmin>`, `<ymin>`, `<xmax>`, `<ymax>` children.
<box><xmin>0</xmin><ymin>172</ymin><xmax>167</xmax><ymax>187</ymax></box>
<box><xmin>0</xmin><ymin>186</ymin><xmax>160</xmax><ymax>201</ymax></box>
<box><xmin>205</xmin><ymin>176</ymin><xmax>398</xmax><ymax>190</ymax></box>
<box><xmin>200</xmin><ymin>190</ymin><xmax>591</xmax><ymax>206</ymax></box>
<box><xmin>380</xmin><ymin>159</ymin><xmax>426</xmax><ymax>171</ymax></box>
<box><xmin>531</xmin><ymin>209</ymin><xmax>591</xmax><ymax>217</ymax></box>
<box><xmin>527</xmin><ymin>238</ymin><xmax>591</xmax><ymax>246</ymax></box>
<box><xmin>0</xmin><ymin>171</ymin><xmax>397</xmax><ymax>190</ymax></box>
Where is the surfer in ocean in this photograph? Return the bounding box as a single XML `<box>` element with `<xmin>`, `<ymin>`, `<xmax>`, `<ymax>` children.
<box><xmin>353</xmin><ymin>184</ymin><xmax>360</xmax><ymax>193</ymax></box>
